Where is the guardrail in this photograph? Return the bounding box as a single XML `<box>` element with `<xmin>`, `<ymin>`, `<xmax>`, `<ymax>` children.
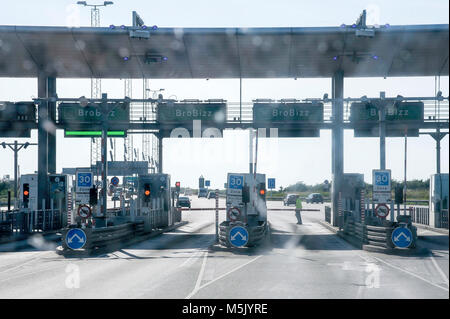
<box><xmin>0</xmin><ymin>209</ymin><xmax>64</xmax><ymax>235</ymax></box>
<box><xmin>61</xmin><ymin>221</ymin><xmax>144</xmax><ymax>251</ymax></box>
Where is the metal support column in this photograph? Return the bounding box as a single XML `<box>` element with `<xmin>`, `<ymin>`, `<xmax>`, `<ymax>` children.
<box><xmin>430</xmin><ymin>129</ymin><xmax>446</xmax><ymax>174</ymax></box>
<box><xmin>331</xmin><ymin>70</ymin><xmax>344</xmax><ymax>227</ymax></box>
<box><xmin>378</xmin><ymin>93</ymin><xmax>386</xmax><ymax>170</ymax></box>
<box><xmin>37</xmin><ymin>73</ymin><xmax>49</xmax><ymax>210</ymax></box>
<box><xmin>13</xmin><ymin>141</ymin><xmax>18</xmax><ymax>199</ymax></box>
<box><xmin>100</xmin><ymin>93</ymin><xmax>108</xmax><ymax>217</ymax></box>
<box><xmin>47</xmin><ymin>77</ymin><xmax>57</xmax><ymax>174</ymax></box>
<box><xmin>157</xmin><ymin>134</ymin><xmax>163</xmax><ymax>173</ymax></box>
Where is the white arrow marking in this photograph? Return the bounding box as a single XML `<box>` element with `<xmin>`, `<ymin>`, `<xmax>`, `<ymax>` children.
<box><xmin>231</xmin><ymin>231</ymin><xmax>247</xmax><ymax>241</ymax></box>
<box><xmin>68</xmin><ymin>233</ymin><xmax>85</xmax><ymax>244</ymax></box>
<box><xmin>394</xmin><ymin>231</ymin><xmax>410</xmax><ymax>242</ymax></box>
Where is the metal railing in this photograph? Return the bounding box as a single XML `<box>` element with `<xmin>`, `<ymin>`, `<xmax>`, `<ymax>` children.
<box><xmin>441</xmin><ymin>209</ymin><xmax>448</xmax><ymax>229</ymax></box>
<box><xmin>409</xmin><ymin>206</ymin><xmax>430</xmax><ymax>226</ymax></box>
<box><xmin>52</xmin><ymin>99</ymin><xmax>449</xmax><ymax>127</ymax></box>
<box><xmin>0</xmin><ymin>209</ymin><xmax>64</xmax><ymax>235</ymax></box>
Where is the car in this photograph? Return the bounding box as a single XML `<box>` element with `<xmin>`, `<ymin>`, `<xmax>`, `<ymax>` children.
<box><xmin>283</xmin><ymin>194</ymin><xmax>299</xmax><ymax>206</ymax></box>
<box><xmin>111</xmin><ymin>194</ymin><xmax>120</xmax><ymax>201</ymax></box>
<box><xmin>306</xmin><ymin>193</ymin><xmax>324</xmax><ymax>204</ymax></box>
<box><xmin>207</xmin><ymin>191</ymin><xmax>216</xmax><ymax>199</ymax></box>
<box><xmin>177</xmin><ymin>196</ymin><xmax>191</xmax><ymax>208</ymax></box>
<box><xmin>198</xmin><ymin>188</ymin><xmax>208</xmax><ymax>198</ymax></box>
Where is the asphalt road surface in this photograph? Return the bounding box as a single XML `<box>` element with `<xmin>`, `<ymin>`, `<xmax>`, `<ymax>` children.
<box><xmin>0</xmin><ymin>197</ymin><xmax>448</xmax><ymax>298</ymax></box>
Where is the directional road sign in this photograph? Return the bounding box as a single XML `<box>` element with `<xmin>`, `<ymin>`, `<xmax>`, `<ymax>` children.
<box><xmin>391</xmin><ymin>227</ymin><xmax>413</xmax><ymax>248</ymax></box>
<box><xmin>65</xmin><ymin>228</ymin><xmax>87</xmax><ymax>250</ymax></box>
<box><xmin>111</xmin><ymin>176</ymin><xmax>120</xmax><ymax>186</ymax></box>
<box><xmin>205</xmin><ymin>180</ymin><xmax>210</xmax><ymax>187</ymax></box>
<box><xmin>229</xmin><ymin>225</ymin><xmax>249</xmax><ymax>247</ymax></box>
<box><xmin>268</xmin><ymin>178</ymin><xmax>276</xmax><ymax>189</ymax></box>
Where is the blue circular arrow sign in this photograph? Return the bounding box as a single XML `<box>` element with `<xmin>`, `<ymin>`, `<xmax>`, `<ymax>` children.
<box><xmin>229</xmin><ymin>226</ymin><xmax>249</xmax><ymax>247</ymax></box>
<box><xmin>66</xmin><ymin>228</ymin><xmax>87</xmax><ymax>250</ymax></box>
<box><xmin>391</xmin><ymin>227</ymin><xmax>413</xmax><ymax>248</ymax></box>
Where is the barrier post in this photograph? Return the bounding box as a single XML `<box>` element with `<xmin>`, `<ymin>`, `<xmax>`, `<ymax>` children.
<box><xmin>215</xmin><ymin>189</ymin><xmax>219</xmax><ymax>243</ymax></box>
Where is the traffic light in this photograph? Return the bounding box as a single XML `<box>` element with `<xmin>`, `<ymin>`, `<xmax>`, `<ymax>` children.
<box><xmin>89</xmin><ymin>186</ymin><xmax>98</xmax><ymax>206</ymax></box>
<box><xmin>144</xmin><ymin>183</ymin><xmax>151</xmax><ymax>202</ymax></box>
<box><xmin>395</xmin><ymin>185</ymin><xmax>404</xmax><ymax>204</ymax></box>
<box><xmin>175</xmin><ymin>181</ymin><xmax>180</xmax><ymax>192</ymax></box>
<box><xmin>258</xmin><ymin>183</ymin><xmax>266</xmax><ymax>200</ymax></box>
<box><xmin>242</xmin><ymin>185</ymin><xmax>250</xmax><ymax>203</ymax></box>
<box><xmin>22</xmin><ymin>183</ymin><xmax>30</xmax><ymax>208</ymax></box>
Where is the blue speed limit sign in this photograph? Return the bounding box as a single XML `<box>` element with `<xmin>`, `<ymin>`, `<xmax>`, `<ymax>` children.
<box><xmin>76</xmin><ymin>171</ymin><xmax>93</xmax><ymax>192</ymax></box>
<box><xmin>229</xmin><ymin>175</ymin><xmax>243</xmax><ymax>189</ymax></box>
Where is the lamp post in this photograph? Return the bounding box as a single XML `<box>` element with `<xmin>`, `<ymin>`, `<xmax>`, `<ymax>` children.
<box><xmin>77</xmin><ymin>1</ymin><xmax>114</xmax><ymax>170</ymax></box>
<box><xmin>1</xmin><ymin>141</ymin><xmax>37</xmax><ymax>201</ymax></box>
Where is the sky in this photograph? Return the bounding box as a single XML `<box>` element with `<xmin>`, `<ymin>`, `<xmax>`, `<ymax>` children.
<box><xmin>0</xmin><ymin>0</ymin><xmax>449</xmax><ymax>189</ymax></box>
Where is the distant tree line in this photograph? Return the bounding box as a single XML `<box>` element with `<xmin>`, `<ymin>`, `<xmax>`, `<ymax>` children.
<box><xmin>282</xmin><ymin>179</ymin><xmax>430</xmax><ymax>194</ymax></box>
<box><xmin>0</xmin><ymin>181</ymin><xmax>13</xmax><ymax>197</ymax></box>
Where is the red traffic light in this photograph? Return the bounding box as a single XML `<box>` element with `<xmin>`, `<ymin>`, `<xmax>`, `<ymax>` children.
<box><xmin>175</xmin><ymin>182</ymin><xmax>180</xmax><ymax>187</ymax></box>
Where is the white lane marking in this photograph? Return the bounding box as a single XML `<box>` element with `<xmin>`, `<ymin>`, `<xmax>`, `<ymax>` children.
<box><xmin>0</xmin><ymin>253</ymin><xmax>47</xmax><ymax>275</ymax></box>
<box><xmin>186</xmin><ymin>255</ymin><xmax>263</xmax><ymax>299</ymax></box>
<box><xmin>178</xmin><ymin>250</ymin><xmax>204</xmax><ymax>268</ymax></box>
<box><xmin>369</xmin><ymin>255</ymin><xmax>449</xmax><ymax>292</ymax></box>
<box><xmin>0</xmin><ymin>263</ymin><xmax>65</xmax><ymax>284</ymax></box>
<box><xmin>429</xmin><ymin>253</ymin><xmax>449</xmax><ymax>287</ymax></box>
<box><xmin>185</xmin><ymin>251</ymin><xmax>208</xmax><ymax>299</ymax></box>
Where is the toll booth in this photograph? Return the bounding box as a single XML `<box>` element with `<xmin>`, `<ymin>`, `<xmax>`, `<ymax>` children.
<box><xmin>220</xmin><ymin>173</ymin><xmax>268</xmax><ymax>247</ymax></box>
<box><xmin>430</xmin><ymin>173</ymin><xmax>449</xmax><ymax>228</ymax></box>
<box><xmin>339</xmin><ymin>173</ymin><xmax>365</xmax><ymax>224</ymax></box>
<box><xmin>19</xmin><ymin>174</ymin><xmax>38</xmax><ymax>210</ymax></box>
<box><xmin>137</xmin><ymin>174</ymin><xmax>175</xmax><ymax>232</ymax></box>
<box><xmin>49</xmin><ymin>174</ymin><xmax>72</xmax><ymax>227</ymax></box>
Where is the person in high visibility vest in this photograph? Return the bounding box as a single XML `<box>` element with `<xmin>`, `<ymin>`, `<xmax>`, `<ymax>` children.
<box><xmin>295</xmin><ymin>196</ymin><xmax>303</xmax><ymax>225</ymax></box>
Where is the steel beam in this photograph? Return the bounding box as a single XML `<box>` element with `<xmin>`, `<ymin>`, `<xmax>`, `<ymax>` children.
<box><xmin>331</xmin><ymin>70</ymin><xmax>344</xmax><ymax>227</ymax></box>
<box><xmin>37</xmin><ymin>73</ymin><xmax>49</xmax><ymax>209</ymax></box>
<box><xmin>47</xmin><ymin>77</ymin><xmax>57</xmax><ymax>174</ymax></box>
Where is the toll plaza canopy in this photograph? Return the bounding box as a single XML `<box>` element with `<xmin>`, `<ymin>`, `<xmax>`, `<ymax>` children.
<box><xmin>0</xmin><ymin>24</ymin><xmax>448</xmax><ymax>79</ymax></box>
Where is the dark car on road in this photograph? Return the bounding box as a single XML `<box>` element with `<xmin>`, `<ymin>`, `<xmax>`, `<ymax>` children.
<box><xmin>306</xmin><ymin>193</ymin><xmax>324</xmax><ymax>204</ymax></box>
<box><xmin>283</xmin><ymin>194</ymin><xmax>299</xmax><ymax>206</ymax></box>
<box><xmin>207</xmin><ymin>191</ymin><xmax>216</xmax><ymax>199</ymax></box>
<box><xmin>177</xmin><ymin>196</ymin><xmax>191</xmax><ymax>208</ymax></box>
<box><xmin>198</xmin><ymin>188</ymin><xmax>208</xmax><ymax>198</ymax></box>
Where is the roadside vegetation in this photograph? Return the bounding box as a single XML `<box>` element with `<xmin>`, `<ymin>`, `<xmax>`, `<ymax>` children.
<box><xmin>267</xmin><ymin>179</ymin><xmax>430</xmax><ymax>204</ymax></box>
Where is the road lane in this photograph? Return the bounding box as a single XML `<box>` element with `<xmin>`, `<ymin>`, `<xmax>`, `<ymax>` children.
<box><xmin>0</xmin><ymin>197</ymin><xmax>447</xmax><ymax>298</ymax></box>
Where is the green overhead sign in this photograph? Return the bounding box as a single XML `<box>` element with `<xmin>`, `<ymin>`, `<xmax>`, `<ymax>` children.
<box><xmin>58</xmin><ymin>102</ymin><xmax>130</xmax><ymax>125</ymax></box>
<box><xmin>157</xmin><ymin>102</ymin><xmax>226</xmax><ymax>124</ymax></box>
<box><xmin>64</xmin><ymin>130</ymin><xmax>127</xmax><ymax>138</ymax></box>
<box><xmin>350</xmin><ymin>101</ymin><xmax>424</xmax><ymax>137</ymax></box>
<box><xmin>253</xmin><ymin>102</ymin><xmax>324</xmax><ymax>124</ymax></box>
<box><xmin>350</xmin><ymin>102</ymin><xmax>424</xmax><ymax>122</ymax></box>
